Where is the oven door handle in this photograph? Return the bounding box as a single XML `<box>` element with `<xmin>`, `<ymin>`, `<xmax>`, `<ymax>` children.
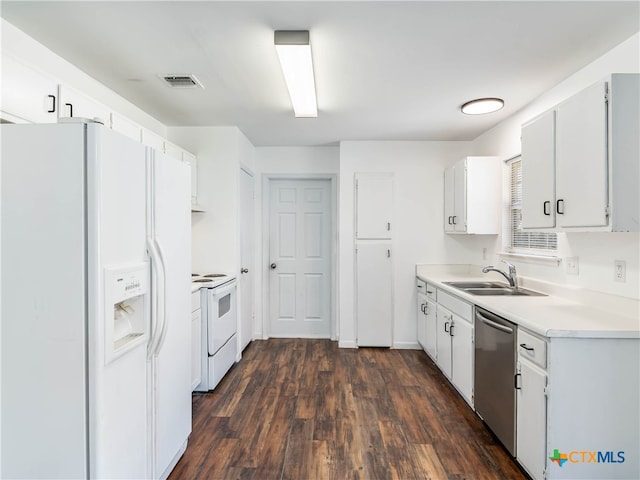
<box><xmin>210</xmin><ymin>279</ymin><xmax>237</xmax><ymax>297</ymax></box>
<box><xmin>476</xmin><ymin>311</ymin><xmax>514</xmax><ymax>334</ymax></box>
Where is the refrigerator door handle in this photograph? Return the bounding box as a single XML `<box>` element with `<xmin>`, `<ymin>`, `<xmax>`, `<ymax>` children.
<box><xmin>154</xmin><ymin>238</ymin><xmax>169</xmax><ymax>353</ymax></box>
<box><xmin>147</xmin><ymin>236</ymin><xmax>166</xmax><ymax>358</ymax></box>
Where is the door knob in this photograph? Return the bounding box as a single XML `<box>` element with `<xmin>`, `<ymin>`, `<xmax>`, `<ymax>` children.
<box><xmin>270</xmin><ymin>263</ymin><xmax>277</xmax><ymax>270</ymax></box>
<box><xmin>241</xmin><ymin>268</ymin><xmax>249</xmax><ymax>274</ymax></box>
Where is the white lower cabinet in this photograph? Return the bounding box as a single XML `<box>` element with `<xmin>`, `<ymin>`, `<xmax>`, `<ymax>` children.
<box><xmin>190</xmin><ymin>291</ymin><xmax>202</xmax><ymax>391</ymax></box>
<box><xmin>436</xmin><ymin>305</ymin><xmax>453</xmax><ymax>379</ymax></box>
<box><xmin>424</xmin><ymin>299</ymin><xmax>437</xmax><ymax>361</ymax></box>
<box><xmin>516</xmin><ymin>352</ymin><xmax>547</xmax><ymax>480</ymax></box>
<box><xmin>515</xmin><ymin>331</ymin><xmax>640</xmax><ymax>480</ymax></box>
<box><xmin>435</xmin><ymin>289</ymin><xmax>474</xmax><ymax>407</ymax></box>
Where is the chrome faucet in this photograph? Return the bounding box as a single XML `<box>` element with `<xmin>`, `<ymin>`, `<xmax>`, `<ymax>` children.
<box><xmin>482</xmin><ymin>260</ymin><xmax>519</xmax><ymax>289</ymax></box>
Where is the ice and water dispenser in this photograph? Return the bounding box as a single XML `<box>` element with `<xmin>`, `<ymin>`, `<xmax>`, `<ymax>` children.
<box><xmin>104</xmin><ymin>263</ymin><xmax>149</xmax><ymax>364</ymax></box>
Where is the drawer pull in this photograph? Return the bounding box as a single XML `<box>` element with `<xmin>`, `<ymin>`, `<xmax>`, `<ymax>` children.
<box><xmin>520</xmin><ymin>343</ymin><xmax>535</xmax><ymax>352</ymax></box>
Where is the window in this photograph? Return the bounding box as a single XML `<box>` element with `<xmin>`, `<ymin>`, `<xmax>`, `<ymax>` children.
<box><xmin>509</xmin><ymin>157</ymin><xmax>557</xmax><ymax>252</ymax></box>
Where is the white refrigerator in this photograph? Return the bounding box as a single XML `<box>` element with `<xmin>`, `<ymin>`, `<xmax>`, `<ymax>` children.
<box><xmin>1</xmin><ymin>120</ymin><xmax>192</xmax><ymax>479</ymax></box>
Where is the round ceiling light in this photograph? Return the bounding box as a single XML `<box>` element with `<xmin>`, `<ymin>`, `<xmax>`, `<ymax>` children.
<box><xmin>461</xmin><ymin>97</ymin><xmax>504</xmax><ymax>115</ymax></box>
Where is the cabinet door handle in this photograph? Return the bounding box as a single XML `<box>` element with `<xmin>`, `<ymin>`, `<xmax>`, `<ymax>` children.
<box><xmin>556</xmin><ymin>199</ymin><xmax>565</xmax><ymax>215</ymax></box>
<box><xmin>543</xmin><ymin>201</ymin><xmax>551</xmax><ymax>216</ymax></box>
<box><xmin>387</xmin><ymin>249</ymin><xmax>390</xmax><ymax>258</ymax></box>
<box><xmin>387</xmin><ymin>222</ymin><xmax>391</xmax><ymax>231</ymax></box>
<box><xmin>449</xmin><ymin>323</ymin><xmax>454</xmax><ymax>337</ymax></box>
<box><xmin>447</xmin><ymin>216</ymin><xmax>452</xmax><ymax>225</ymax></box>
<box><xmin>515</xmin><ymin>373</ymin><xmax>522</xmax><ymax>390</ymax></box>
<box><xmin>519</xmin><ymin>343</ymin><xmax>534</xmax><ymax>352</ymax></box>
<box><xmin>47</xmin><ymin>95</ymin><xmax>56</xmax><ymax>113</ymax></box>
<box><xmin>444</xmin><ymin>321</ymin><xmax>450</xmax><ymax>333</ymax></box>
<box><xmin>270</xmin><ymin>263</ymin><xmax>277</xmax><ymax>270</ymax></box>
<box><xmin>452</xmin><ymin>216</ymin><xmax>457</xmax><ymax>225</ymax></box>
<box><xmin>65</xmin><ymin>102</ymin><xmax>73</xmax><ymax>117</ymax></box>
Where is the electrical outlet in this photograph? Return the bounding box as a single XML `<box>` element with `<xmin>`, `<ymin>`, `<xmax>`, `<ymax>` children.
<box><xmin>614</xmin><ymin>260</ymin><xmax>626</xmax><ymax>283</ymax></box>
<box><xmin>566</xmin><ymin>256</ymin><xmax>579</xmax><ymax>275</ymax></box>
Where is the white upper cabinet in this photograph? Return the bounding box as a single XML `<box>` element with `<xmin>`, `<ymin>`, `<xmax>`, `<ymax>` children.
<box><xmin>355</xmin><ymin>173</ymin><xmax>393</xmax><ymax>239</ymax></box>
<box><xmin>521</xmin><ymin>110</ymin><xmax>556</xmax><ymax>229</ymax></box>
<box><xmin>1</xmin><ymin>53</ymin><xmax>58</xmax><ymax>123</ymax></box>
<box><xmin>556</xmin><ymin>81</ymin><xmax>609</xmax><ymax>228</ymax></box>
<box><xmin>141</xmin><ymin>127</ymin><xmax>165</xmax><ymax>151</ymax></box>
<box><xmin>444</xmin><ymin>157</ymin><xmax>501</xmax><ymax>234</ymax></box>
<box><xmin>183</xmin><ymin>150</ymin><xmax>199</xmax><ymax>207</ymax></box>
<box><xmin>110</xmin><ymin>112</ymin><xmax>141</xmax><ymax>142</ymax></box>
<box><xmin>521</xmin><ymin>74</ymin><xmax>639</xmax><ymax>232</ymax></box>
<box><xmin>58</xmin><ymin>84</ymin><xmax>110</xmax><ymax>124</ymax></box>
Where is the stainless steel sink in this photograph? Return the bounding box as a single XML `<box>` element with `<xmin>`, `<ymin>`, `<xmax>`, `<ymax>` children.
<box><xmin>443</xmin><ymin>281</ymin><xmax>546</xmax><ymax>297</ymax></box>
<box><xmin>464</xmin><ymin>287</ymin><xmax>546</xmax><ymax>296</ymax></box>
<box><xmin>443</xmin><ymin>281</ymin><xmax>509</xmax><ymax>289</ymax></box>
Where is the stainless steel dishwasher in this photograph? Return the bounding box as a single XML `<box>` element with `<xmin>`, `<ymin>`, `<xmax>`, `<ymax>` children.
<box><xmin>474</xmin><ymin>306</ymin><xmax>517</xmax><ymax>456</ymax></box>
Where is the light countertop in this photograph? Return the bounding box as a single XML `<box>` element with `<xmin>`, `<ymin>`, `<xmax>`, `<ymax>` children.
<box><xmin>416</xmin><ymin>264</ymin><xmax>640</xmax><ymax>339</ymax></box>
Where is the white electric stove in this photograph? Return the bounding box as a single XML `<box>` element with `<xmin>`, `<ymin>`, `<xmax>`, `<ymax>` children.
<box><xmin>191</xmin><ymin>272</ymin><xmax>238</xmax><ymax>391</ymax></box>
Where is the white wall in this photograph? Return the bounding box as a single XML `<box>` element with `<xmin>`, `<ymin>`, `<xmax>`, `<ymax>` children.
<box><xmin>168</xmin><ymin>126</ymin><xmax>255</xmax><ymax>274</ymax></box>
<box><xmin>338</xmin><ymin>141</ymin><xmax>480</xmax><ymax>348</ymax></box>
<box><xmin>473</xmin><ymin>32</ymin><xmax>640</xmax><ymax>299</ymax></box>
<box><xmin>253</xmin><ymin>146</ymin><xmax>340</xmax><ymax>339</ymax></box>
<box><xmin>1</xmin><ymin>19</ymin><xmax>166</xmax><ymax>136</ymax></box>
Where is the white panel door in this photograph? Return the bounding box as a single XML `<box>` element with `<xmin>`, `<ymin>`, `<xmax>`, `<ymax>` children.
<box><xmin>269</xmin><ymin>179</ymin><xmax>332</xmax><ymax>337</ymax></box>
<box><xmin>356</xmin><ymin>242</ymin><xmax>392</xmax><ymax>347</ymax></box>
<box><xmin>556</xmin><ymin>81</ymin><xmax>608</xmax><ymax>228</ymax></box>
<box><xmin>355</xmin><ymin>173</ymin><xmax>393</xmax><ymax>239</ymax></box>
<box><xmin>522</xmin><ymin>110</ymin><xmax>556</xmax><ymax>229</ymax></box>
<box><xmin>239</xmin><ymin>168</ymin><xmax>255</xmax><ymax>350</ymax></box>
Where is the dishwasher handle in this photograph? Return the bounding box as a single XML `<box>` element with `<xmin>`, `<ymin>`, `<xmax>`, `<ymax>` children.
<box><xmin>476</xmin><ymin>310</ymin><xmax>514</xmax><ymax>334</ymax></box>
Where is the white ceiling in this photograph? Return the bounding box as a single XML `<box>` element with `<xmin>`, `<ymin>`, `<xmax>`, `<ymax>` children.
<box><xmin>1</xmin><ymin>1</ymin><xmax>638</xmax><ymax>146</ymax></box>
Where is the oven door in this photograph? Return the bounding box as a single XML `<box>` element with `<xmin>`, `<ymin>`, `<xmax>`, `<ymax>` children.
<box><xmin>207</xmin><ymin>281</ymin><xmax>237</xmax><ymax>355</ymax></box>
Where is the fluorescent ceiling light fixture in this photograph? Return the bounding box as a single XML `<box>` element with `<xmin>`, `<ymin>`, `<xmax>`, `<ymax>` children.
<box><xmin>461</xmin><ymin>97</ymin><xmax>504</xmax><ymax>115</ymax></box>
<box><xmin>274</xmin><ymin>30</ymin><xmax>318</xmax><ymax>118</ymax></box>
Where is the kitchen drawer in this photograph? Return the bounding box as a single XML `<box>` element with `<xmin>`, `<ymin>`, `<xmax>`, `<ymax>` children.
<box><xmin>191</xmin><ymin>291</ymin><xmax>201</xmax><ymax>312</ymax></box>
<box><xmin>518</xmin><ymin>328</ymin><xmax>547</xmax><ymax>369</ymax></box>
<box><xmin>437</xmin><ymin>289</ymin><xmax>472</xmax><ymax>322</ymax></box>
<box><xmin>426</xmin><ymin>283</ymin><xmax>437</xmax><ymax>302</ymax></box>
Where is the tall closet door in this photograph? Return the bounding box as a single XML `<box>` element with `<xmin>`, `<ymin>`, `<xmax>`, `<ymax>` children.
<box><xmin>356</xmin><ymin>242</ymin><xmax>392</xmax><ymax>347</ymax></box>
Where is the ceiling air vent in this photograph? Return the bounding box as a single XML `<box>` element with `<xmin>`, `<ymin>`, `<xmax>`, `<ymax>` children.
<box><xmin>159</xmin><ymin>74</ymin><xmax>203</xmax><ymax>89</ymax></box>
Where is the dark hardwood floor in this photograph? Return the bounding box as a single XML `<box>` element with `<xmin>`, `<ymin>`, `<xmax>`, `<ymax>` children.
<box><xmin>169</xmin><ymin>339</ymin><xmax>527</xmax><ymax>480</ymax></box>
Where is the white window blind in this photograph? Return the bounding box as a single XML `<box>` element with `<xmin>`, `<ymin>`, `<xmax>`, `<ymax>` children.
<box><xmin>510</xmin><ymin>158</ymin><xmax>557</xmax><ymax>252</ymax></box>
